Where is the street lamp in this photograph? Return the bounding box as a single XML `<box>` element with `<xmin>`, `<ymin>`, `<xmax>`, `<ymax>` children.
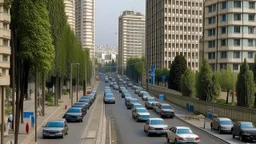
<box><xmin>70</xmin><ymin>63</ymin><xmax>80</xmax><ymax>105</ymax></box>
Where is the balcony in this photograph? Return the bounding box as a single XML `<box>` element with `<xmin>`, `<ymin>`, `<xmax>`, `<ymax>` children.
<box><xmin>0</xmin><ymin>12</ymin><xmax>10</xmax><ymax>23</ymax></box>
<box><xmin>0</xmin><ymin>61</ymin><xmax>10</xmax><ymax>68</ymax></box>
<box><xmin>0</xmin><ymin>75</ymin><xmax>10</xmax><ymax>86</ymax></box>
<box><xmin>0</xmin><ymin>46</ymin><xmax>11</xmax><ymax>55</ymax></box>
<box><xmin>0</xmin><ymin>29</ymin><xmax>10</xmax><ymax>39</ymax></box>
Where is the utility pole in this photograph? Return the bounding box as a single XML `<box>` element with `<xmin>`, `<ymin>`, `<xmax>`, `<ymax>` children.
<box><xmin>70</xmin><ymin>65</ymin><xmax>73</xmax><ymax>105</ymax></box>
<box><xmin>76</xmin><ymin>65</ymin><xmax>79</xmax><ymax>102</ymax></box>
<box><xmin>1</xmin><ymin>87</ymin><xmax>4</xmax><ymax>144</ymax></box>
<box><xmin>42</xmin><ymin>73</ymin><xmax>45</xmax><ymax>116</ymax></box>
<box><xmin>34</xmin><ymin>67</ymin><xmax>38</xmax><ymax>142</ymax></box>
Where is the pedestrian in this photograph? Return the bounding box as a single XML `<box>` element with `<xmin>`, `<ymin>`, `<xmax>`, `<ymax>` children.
<box><xmin>8</xmin><ymin>114</ymin><xmax>13</xmax><ymax>123</ymax></box>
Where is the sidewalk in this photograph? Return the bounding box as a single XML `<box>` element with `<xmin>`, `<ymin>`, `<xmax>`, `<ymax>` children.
<box><xmin>1</xmin><ymin>89</ymin><xmax>85</xmax><ymax>144</ymax></box>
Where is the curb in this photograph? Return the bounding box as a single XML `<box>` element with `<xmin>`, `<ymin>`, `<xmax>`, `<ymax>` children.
<box><xmin>175</xmin><ymin>116</ymin><xmax>230</xmax><ymax>144</ymax></box>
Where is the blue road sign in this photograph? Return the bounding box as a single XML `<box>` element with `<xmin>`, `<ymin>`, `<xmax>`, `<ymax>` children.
<box><xmin>159</xmin><ymin>94</ymin><xmax>164</xmax><ymax>101</ymax></box>
<box><xmin>23</xmin><ymin>112</ymin><xmax>34</xmax><ymax>119</ymax></box>
<box><xmin>151</xmin><ymin>65</ymin><xmax>155</xmax><ymax>85</ymax></box>
<box><xmin>31</xmin><ymin>115</ymin><xmax>35</xmax><ymax>127</ymax></box>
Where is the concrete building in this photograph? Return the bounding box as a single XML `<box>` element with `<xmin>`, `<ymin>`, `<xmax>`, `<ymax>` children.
<box><xmin>146</xmin><ymin>0</ymin><xmax>203</xmax><ymax>71</ymax></box>
<box><xmin>75</xmin><ymin>0</ymin><xmax>95</xmax><ymax>58</ymax></box>
<box><xmin>203</xmin><ymin>0</ymin><xmax>256</xmax><ymax>72</ymax></box>
<box><xmin>64</xmin><ymin>0</ymin><xmax>76</xmax><ymax>31</ymax></box>
<box><xmin>118</xmin><ymin>10</ymin><xmax>145</xmax><ymax>68</ymax></box>
<box><xmin>0</xmin><ymin>1</ymin><xmax>11</xmax><ymax>130</ymax></box>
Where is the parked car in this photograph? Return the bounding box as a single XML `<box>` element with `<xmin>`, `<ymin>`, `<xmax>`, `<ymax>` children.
<box><xmin>231</xmin><ymin>121</ymin><xmax>256</xmax><ymax>142</ymax></box>
<box><xmin>135</xmin><ymin>87</ymin><xmax>143</xmax><ymax>94</ymax></box>
<box><xmin>152</xmin><ymin>102</ymin><xmax>159</xmax><ymax>111</ymax></box>
<box><xmin>128</xmin><ymin>82</ymin><xmax>133</xmax><ymax>87</ymax></box>
<box><xmin>79</xmin><ymin>99</ymin><xmax>91</xmax><ymax>107</ymax></box>
<box><xmin>155</xmin><ymin>103</ymin><xmax>175</xmax><ymax>118</ymax></box>
<box><xmin>104</xmin><ymin>93</ymin><xmax>116</xmax><ymax>104</ymax></box>
<box><xmin>72</xmin><ymin>102</ymin><xmax>89</xmax><ymax>113</ymax></box>
<box><xmin>166</xmin><ymin>126</ymin><xmax>200</xmax><ymax>143</ymax></box>
<box><xmin>131</xmin><ymin>103</ymin><xmax>144</xmax><ymax>111</ymax></box>
<box><xmin>138</xmin><ymin>91</ymin><xmax>148</xmax><ymax>97</ymax></box>
<box><xmin>113</xmin><ymin>85</ymin><xmax>119</xmax><ymax>90</ymax></box>
<box><xmin>142</xmin><ymin>92</ymin><xmax>151</xmax><ymax>101</ymax></box>
<box><xmin>144</xmin><ymin>118</ymin><xmax>168</xmax><ymax>136</ymax></box>
<box><xmin>80</xmin><ymin>96</ymin><xmax>93</xmax><ymax>105</ymax></box>
<box><xmin>210</xmin><ymin>117</ymin><xmax>233</xmax><ymax>134</ymax></box>
<box><xmin>63</xmin><ymin>107</ymin><xmax>84</xmax><ymax>122</ymax></box>
<box><xmin>125</xmin><ymin>98</ymin><xmax>139</xmax><ymax>109</ymax></box>
<box><xmin>145</xmin><ymin>97</ymin><xmax>156</xmax><ymax>109</ymax></box>
<box><xmin>131</xmin><ymin>108</ymin><xmax>150</xmax><ymax>122</ymax></box>
<box><xmin>42</xmin><ymin>119</ymin><xmax>68</xmax><ymax>139</ymax></box>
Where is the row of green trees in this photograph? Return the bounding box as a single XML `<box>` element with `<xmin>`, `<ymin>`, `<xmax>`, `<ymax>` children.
<box><xmin>126</xmin><ymin>57</ymin><xmax>145</xmax><ymax>83</ymax></box>
<box><xmin>10</xmin><ymin>0</ymin><xmax>91</xmax><ymax>142</ymax></box>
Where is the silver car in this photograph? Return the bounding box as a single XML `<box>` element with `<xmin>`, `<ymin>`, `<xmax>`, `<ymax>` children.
<box><xmin>144</xmin><ymin>118</ymin><xmax>168</xmax><ymax>136</ymax></box>
<box><xmin>132</xmin><ymin>108</ymin><xmax>150</xmax><ymax>122</ymax></box>
<box><xmin>211</xmin><ymin>117</ymin><xmax>233</xmax><ymax>134</ymax></box>
<box><xmin>142</xmin><ymin>92</ymin><xmax>151</xmax><ymax>101</ymax></box>
<box><xmin>166</xmin><ymin>126</ymin><xmax>200</xmax><ymax>143</ymax></box>
<box><xmin>42</xmin><ymin>119</ymin><xmax>68</xmax><ymax>138</ymax></box>
<box><xmin>131</xmin><ymin>103</ymin><xmax>144</xmax><ymax>111</ymax></box>
<box><xmin>145</xmin><ymin>97</ymin><xmax>156</xmax><ymax>109</ymax></box>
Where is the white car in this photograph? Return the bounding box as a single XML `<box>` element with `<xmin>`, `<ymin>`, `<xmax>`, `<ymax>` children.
<box><xmin>166</xmin><ymin>126</ymin><xmax>200</xmax><ymax>143</ymax></box>
<box><xmin>144</xmin><ymin>118</ymin><xmax>168</xmax><ymax>136</ymax></box>
<box><xmin>131</xmin><ymin>108</ymin><xmax>150</xmax><ymax>122</ymax></box>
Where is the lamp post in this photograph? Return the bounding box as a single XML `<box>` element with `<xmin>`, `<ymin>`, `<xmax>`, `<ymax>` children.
<box><xmin>70</xmin><ymin>63</ymin><xmax>80</xmax><ymax>105</ymax></box>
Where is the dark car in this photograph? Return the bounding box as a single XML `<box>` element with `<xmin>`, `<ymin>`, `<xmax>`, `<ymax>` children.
<box><xmin>232</xmin><ymin>121</ymin><xmax>256</xmax><ymax>142</ymax></box>
<box><xmin>104</xmin><ymin>93</ymin><xmax>116</xmax><ymax>104</ymax></box>
<box><xmin>135</xmin><ymin>87</ymin><xmax>143</xmax><ymax>94</ymax></box>
<box><xmin>109</xmin><ymin>82</ymin><xmax>114</xmax><ymax>87</ymax></box>
<box><xmin>42</xmin><ymin>119</ymin><xmax>68</xmax><ymax>139</ymax></box>
<box><xmin>72</xmin><ymin>102</ymin><xmax>89</xmax><ymax>112</ymax></box>
<box><xmin>122</xmin><ymin>91</ymin><xmax>130</xmax><ymax>98</ymax></box>
<box><xmin>211</xmin><ymin>117</ymin><xmax>233</xmax><ymax>134</ymax></box>
<box><xmin>63</xmin><ymin>107</ymin><xmax>84</xmax><ymax>122</ymax></box>
<box><xmin>154</xmin><ymin>103</ymin><xmax>175</xmax><ymax>118</ymax></box>
<box><xmin>113</xmin><ymin>85</ymin><xmax>119</xmax><ymax>90</ymax></box>
<box><xmin>128</xmin><ymin>82</ymin><xmax>133</xmax><ymax>87</ymax></box>
<box><xmin>80</xmin><ymin>96</ymin><xmax>93</xmax><ymax>105</ymax></box>
<box><xmin>90</xmin><ymin>90</ymin><xmax>97</xmax><ymax>97</ymax></box>
<box><xmin>126</xmin><ymin>98</ymin><xmax>139</xmax><ymax>109</ymax></box>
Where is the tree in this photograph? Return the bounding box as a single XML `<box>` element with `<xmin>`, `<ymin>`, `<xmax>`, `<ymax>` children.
<box><xmin>196</xmin><ymin>60</ymin><xmax>220</xmax><ymax>101</ymax></box>
<box><xmin>180</xmin><ymin>69</ymin><xmax>196</xmax><ymax>97</ymax></box>
<box><xmin>217</xmin><ymin>67</ymin><xmax>234</xmax><ymax>104</ymax></box>
<box><xmin>155</xmin><ymin>68</ymin><xmax>162</xmax><ymax>84</ymax></box>
<box><xmin>252</xmin><ymin>57</ymin><xmax>256</xmax><ymax>107</ymax></box>
<box><xmin>168</xmin><ymin>55</ymin><xmax>187</xmax><ymax>91</ymax></box>
<box><xmin>236</xmin><ymin>59</ymin><xmax>255</xmax><ymax>108</ymax></box>
<box><xmin>126</xmin><ymin>57</ymin><xmax>145</xmax><ymax>83</ymax></box>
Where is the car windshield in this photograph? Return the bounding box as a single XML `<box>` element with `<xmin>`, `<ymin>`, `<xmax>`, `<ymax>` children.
<box><xmin>177</xmin><ymin>128</ymin><xmax>193</xmax><ymax>134</ymax></box>
<box><xmin>131</xmin><ymin>99</ymin><xmax>138</xmax><ymax>103</ymax></box>
<box><xmin>105</xmin><ymin>94</ymin><xmax>114</xmax><ymax>98</ymax></box>
<box><xmin>74</xmin><ymin>103</ymin><xmax>83</xmax><ymax>105</ymax></box>
<box><xmin>80</xmin><ymin>99</ymin><xmax>89</xmax><ymax>102</ymax></box>
<box><xmin>220</xmin><ymin>120</ymin><xmax>232</xmax><ymax>125</ymax></box>
<box><xmin>162</xmin><ymin>105</ymin><xmax>171</xmax><ymax>109</ymax></box>
<box><xmin>148</xmin><ymin>98</ymin><xmax>155</xmax><ymax>102</ymax></box>
<box><xmin>136</xmin><ymin>88</ymin><xmax>142</xmax><ymax>90</ymax></box>
<box><xmin>150</xmin><ymin>120</ymin><xmax>165</xmax><ymax>125</ymax></box>
<box><xmin>241</xmin><ymin>123</ymin><xmax>255</xmax><ymax>128</ymax></box>
<box><xmin>134</xmin><ymin>104</ymin><xmax>142</xmax><ymax>108</ymax></box>
<box><xmin>137</xmin><ymin>109</ymin><xmax>147</xmax><ymax>113</ymax></box>
<box><xmin>143</xmin><ymin>93</ymin><xmax>150</xmax><ymax>96</ymax></box>
<box><xmin>46</xmin><ymin>122</ymin><xmax>63</xmax><ymax>127</ymax></box>
<box><xmin>67</xmin><ymin>109</ymin><xmax>81</xmax><ymax>113</ymax></box>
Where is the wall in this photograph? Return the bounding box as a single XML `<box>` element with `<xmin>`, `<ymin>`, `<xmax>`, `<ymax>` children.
<box><xmin>147</xmin><ymin>84</ymin><xmax>256</xmax><ymax>123</ymax></box>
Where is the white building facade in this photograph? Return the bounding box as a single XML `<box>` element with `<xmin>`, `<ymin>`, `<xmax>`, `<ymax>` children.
<box><xmin>64</xmin><ymin>0</ymin><xmax>76</xmax><ymax>31</ymax></box>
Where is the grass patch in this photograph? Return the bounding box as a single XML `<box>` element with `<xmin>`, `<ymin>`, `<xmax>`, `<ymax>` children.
<box><xmin>62</xmin><ymin>89</ymin><xmax>69</xmax><ymax>95</ymax></box>
<box><xmin>5</xmin><ymin>106</ymin><xmax>12</xmax><ymax>116</ymax></box>
<box><xmin>215</xmin><ymin>99</ymin><xmax>234</xmax><ymax>105</ymax></box>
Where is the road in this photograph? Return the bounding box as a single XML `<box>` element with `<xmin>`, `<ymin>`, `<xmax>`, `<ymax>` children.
<box><xmin>104</xmin><ymin>81</ymin><xmax>227</xmax><ymax>144</ymax></box>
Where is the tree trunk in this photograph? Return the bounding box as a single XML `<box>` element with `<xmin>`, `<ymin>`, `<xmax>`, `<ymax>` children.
<box><xmin>19</xmin><ymin>66</ymin><xmax>24</xmax><ymax>124</ymax></box>
<box><xmin>34</xmin><ymin>67</ymin><xmax>38</xmax><ymax>142</ymax></box>
<box><xmin>226</xmin><ymin>89</ymin><xmax>229</xmax><ymax>104</ymax></box>
<box><xmin>54</xmin><ymin>76</ymin><xmax>58</xmax><ymax>106</ymax></box>
<box><xmin>59</xmin><ymin>77</ymin><xmax>63</xmax><ymax>99</ymax></box>
<box><xmin>254</xmin><ymin>93</ymin><xmax>256</xmax><ymax>108</ymax></box>
<box><xmin>14</xmin><ymin>61</ymin><xmax>21</xmax><ymax>144</ymax></box>
<box><xmin>42</xmin><ymin>73</ymin><xmax>45</xmax><ymax>116</ymax></box>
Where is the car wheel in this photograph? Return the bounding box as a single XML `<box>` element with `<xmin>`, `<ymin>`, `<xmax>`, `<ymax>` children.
<box><xmin>166</xmin><ymin>136</ymin><xmax>170</xmax><ymax>143</ymax></box>
<box><xmin>240</xmin><ymin>134</ymin><xmax>244</xmax><ymax>142</ymax></box>
<box><xmin>61</xmin><ymin>135</ymin><xmax>64</xmax><ymax>139</ymax></box>
<box><xmin>232</xmin><ymin>133</ymin><xmax>235</xmax><ymax>138</ymax></box>
<box><xmin>42</xmin><ymin>135</ymin><xmax>46</xmax><ymax>139</ymax></box>
<box><xmin>147</xmin><ymin>131</ymin><xmax>151</xmax><ymax>136</ymax></box>
<box><xmin>136</xmin><ymin>117</ymin><xmax>139</xmax><ymax>122</ymax></box>
<box><xmin>80</xmin><ymin>119</ymin><xmax>83</xmax><ymax>122</ymax></box>
<box><xmin>218</xmin><ymin>127</ymin><xmax>222</xmax><ymax>134</ymax></box>
<box><xmin>144</xmin><ymin>127</ymin><xmax>146</xmax><ymax>132</ymax></box>
<box><xmin>113</xmin><ymin>102</ymin><xmax>115</xmax><ymax>104</ymax></box>
<box><xmin>175</xmin><ymin>138</ymin><xmax>178</xmax><ymax>144</ymax></box>
<box><xmin>210</xmin><ymin>124</ymin><xmax>213</xmax><ymax>130</ymax></box>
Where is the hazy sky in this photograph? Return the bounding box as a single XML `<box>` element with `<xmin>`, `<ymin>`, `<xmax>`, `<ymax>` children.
<box><xmin>95</xmin><ymin>0</ymin><xmax>145</xmax><ymax>45</ymax></box>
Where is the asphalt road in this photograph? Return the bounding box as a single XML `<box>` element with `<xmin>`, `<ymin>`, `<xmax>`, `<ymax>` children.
<box><xmin>104</xmin><ymin>81</ymin><xmax>227</xmax><ymax>144</ymax></box>
<box><xmin>37</xmin><ymin>89</ymin><xmax>100</xmax><ymax>144</ymax></box>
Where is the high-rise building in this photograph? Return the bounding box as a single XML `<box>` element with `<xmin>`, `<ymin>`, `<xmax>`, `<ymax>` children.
<box><xmin>0</xmin><ymin>2</ymin><xmax>11</xmax><ymax>123</ymax></box>
<box><xmin>64</xmin><ymin>0</ymin><xmax>76</xmax><ymax>31</ymax></box>
<box><xmin>146</xmin><ymin>0</ymin><xmax>203</xmax><ymax>71</ymax></box>
<box><xmin>118</xmin><ymin>10</ymin><xmax>145</xmax><ymax>69</ymax></box>
<box><xmin>75</xmin><ymin>0</ymin><xmax>95</xmax><ymax>58</ymax></box>
<box><xmin>203</xmin><ymin>0</ymin><xmax>256</xmax><ymax>72</ymax></box>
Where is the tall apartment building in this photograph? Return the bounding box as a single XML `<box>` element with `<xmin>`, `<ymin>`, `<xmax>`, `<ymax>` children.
<box><xmin>0</xmin><ymin>2</ymin><xmax>11</xmax><ymax>124</ymax></box>
<box><xmin>118</xmin><ymin>10</ymin><xmax>145</xmax><ymax>69</ymax></box>
<box><xmin>75</xmin><ymin>0</ymin><xmax>95</xmax><ymax>58</ymax></box>
<box><xmin>64</xmin><ymin>0</ymin><xmax>76</xmax><ymax>31</ymax></box>
<box><xmin>203</xmin><ymin>0</ymin><xmax>256</xmax><ymax>72</ymax></box>
<box><xmin>146</xmin><ymin>0</ymin><xmax>203</xmax><ymax>71</ymax></box>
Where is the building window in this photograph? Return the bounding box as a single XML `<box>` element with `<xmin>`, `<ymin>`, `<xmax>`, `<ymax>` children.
<box><xmin>210</xmin><ymin>64</ymin><xmax>215</xmax><ymax>71</ymax></box>
<box><xmin>234</xmin><ymin>39</ymin><xmax>240</xmax><ymax>46</ymax></box>
<box><xmin>222</xmin><ymin>14</ymin><xmax>226</xmax><ymax>22</ymax></box>
<box><xmin>221</xmin><ymin>51</ymin><xmax>227</xmax><ymax>58</ymax></box>
<box><xmin>3</xmin><ymin>23</ymin><xmax>8</xmax><ymax>29</ymax></box>
<box><xmin>248</xmin><ymin>14</ymin><xmax>255</xmax><ymax>21</ymax></box>
<box><xmin>208</xmin><ymin>52</ymin><xmax>215</xmax><ymax>59</ymax></box>
<box><xmin>2</xmin><ymin>69</ymin><xmax>6</xmax><ymax>75</ymax></box>
<box><xmin>3</xmin><ymin>39</ymin><xmax>8</xmax><ymax>46</ymax></box>
<box><xmin>208</xmin><ymin>17</ymin><xmax>216</xmax><ymax>24</ymax></box>
<box><xmin>208</xmin><ymin>40</ymin><xmax>215</xmax><ymax>48</ymax></box>
<box><xmin>233</xmin><ymin>51</ymin><xmax>240</xmax><ymax>58</ymax></box>
<box><xmin>248</xmin><ymin>52</ymin><xmax>253</xmax><ymax>58</ymax></box>
<box><xmin>221</xmin><ymin>39</ymin><xmax>226</xmax><ymax>46</ymax></box>
<box><xmin>234</xmin><ymin>1</ymin><xmax>242</xmax><ymax>8</ymax></box>
<box><xmin>249</xmin><ymin>2</ymin><xmax>255</xmax><ymax>9</ymax></box>
<box><xmin>208</xmin><ymin>29</ymin><xmax>215</xmax><ymax>36</ymax></box>
<box><xmin>208</xmin><ymin>4</ymin><xmax>216</xmax><ymax>13</ymax></box>
<box><xmin>248</xmin><ymin>39</ymin><xmax>253</xmax><ymax>46</ymax></box>
<box><xmin>2</xmin><ymin>55</ymin><xmax>8</xmax><ymax>62</ymax></box>
<box><xmin>220</xmin><ymin>63</ymin><xmax>227</xmax><ymax>70</ymax></box>
<box><xmin>248</xmin><ymin>27</ymin><xmax>254</xmax><ymax>34</ymax></box>
<box><xmin>233</xmin><ymin>64</ymin><xmax>239</xmax><ymax>70</ymax></box>
<box><xmin>234</xmin><ymin>26</ymin><xmax>240</xmax><ymax>33</ymax></box>
<box><xmin>221</xmin><ymin>27</ymin><xmax>226</xmax><ymax>34</ymax></box>
<box><xmin>222</xmin><ymin>2</ymin><xmax>227</xmax><ymax>9</ymax></box>
<box><xmin>234</xmin><ymin>14</ymin><xmax>241</xmax><ymax>21</ymax></box>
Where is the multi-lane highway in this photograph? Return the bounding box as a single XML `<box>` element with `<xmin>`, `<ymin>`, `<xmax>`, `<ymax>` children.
<box><xmin>104</xmin><ymin>81</ymin><xmax>227</xmax><ymax>144</ymax></box>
